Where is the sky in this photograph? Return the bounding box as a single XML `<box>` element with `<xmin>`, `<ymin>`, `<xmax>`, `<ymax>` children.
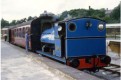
<box><xmin>1</xmin><ymin>0</ymin><xmax>120</xmax><ymax>22</ymax></box>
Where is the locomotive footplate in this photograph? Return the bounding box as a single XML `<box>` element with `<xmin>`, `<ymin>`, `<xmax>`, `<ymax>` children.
<box><xmin>36</xmin><ymin>50</ymin><xmax>66</xmax><ymax>63</ymax></box>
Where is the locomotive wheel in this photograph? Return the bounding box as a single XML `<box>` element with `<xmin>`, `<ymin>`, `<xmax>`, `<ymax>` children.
<box><xmin>101</xmin><ymin>56</ymin><xmax>111</xmax><ymax>64</ymax></box>
<box><xmin>69</xmin><ymin>59</ymin><xmax>80</xmax><ymax>68</ymax></box>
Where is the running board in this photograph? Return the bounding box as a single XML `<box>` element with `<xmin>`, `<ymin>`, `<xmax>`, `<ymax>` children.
<box><xmin>36</xmin><ymin>50</ymin><xmax>66</xmax><ymax>63</ymax></box>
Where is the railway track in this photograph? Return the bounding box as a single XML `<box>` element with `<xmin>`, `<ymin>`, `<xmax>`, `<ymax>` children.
<box><xmin>101</xmin><ymin>64</ymin><xmax>121</xmax><ymax>76</ymax></box>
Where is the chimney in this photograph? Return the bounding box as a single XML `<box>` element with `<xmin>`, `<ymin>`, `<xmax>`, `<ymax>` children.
<box><xmin>89</xmin><ymin>6</ymin><xmax>91</xmax><ymax>10</ymax></box>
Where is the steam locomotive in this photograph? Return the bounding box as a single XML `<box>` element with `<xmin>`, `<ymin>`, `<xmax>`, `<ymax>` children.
<box><xmin>7</xmin><ymin>12</ymin><xmax>111</xmax><ymax>71</ymax></box>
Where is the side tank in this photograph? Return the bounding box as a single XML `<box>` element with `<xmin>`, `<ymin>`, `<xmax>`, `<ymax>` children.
<box><xmin>41</xmin><ymin>27</ymin><xmax>55</xmax><ymax>44</ymax></box>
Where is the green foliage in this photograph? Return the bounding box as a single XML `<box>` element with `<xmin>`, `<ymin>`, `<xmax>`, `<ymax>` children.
<box><xmin>103</xmin><ymin>16</ymin><xmax>111</xmax><ymax>23</ymax></box>
<box><xmin>59</xmin><ymin>5</ymin><xmax>119</xmax><ymax>23</ymax></box>
<box><xmin>1</xmin><ymin>19</ymin><xmax>9</xmax><ymax>28</ymax></box>
<box><xmin>59</xmin><ymin>11</ymin><xmax>68</xmax><ymax>20</ymax></box>
<box><xmin>1</xmin><ymin>16</ymin><xmax>34</xmax><ymax>27</ymax></box>
<box><xmin>60</xmin><ymin>8</ymin><xmax>106</xmax><ymax>21</ymax></box>
<box><xmin>27</xmin><ymin>16</ymin><xmax>33</xmax><ymax>21</ymax></box>
<box><xmin>27</xmin><ymin>16</ymin><xmax>35</xmax><ymax>21</ymax></box>
<box><xmin>110</xmin><ymin>4</ymin><xmax>120</xmax><ymax>23</ymax></box>
<box><xmin>10</xmin><ymin>20</ymin><xmax>17</xmax><ymax>26</ymax></box>
<box><xmin>89</xmin><ymin>8</ymin><xmax>105</xmax><ymax>18</ymax></box>
<box><xmin>69</xmin><ymin>9</ymin><xmax>88</xmax><ymax>18</ymax></box>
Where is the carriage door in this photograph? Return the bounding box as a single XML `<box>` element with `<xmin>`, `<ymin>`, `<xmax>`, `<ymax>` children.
<box><xmin>8</xmin><ymin>29</ymin><xmax>11</xmax><ymax>42</ymax></box>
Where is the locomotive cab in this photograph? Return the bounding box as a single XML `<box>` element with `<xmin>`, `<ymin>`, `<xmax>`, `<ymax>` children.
<box><xmin>40</xmin><ymin>22</ymin><xmax>66</xmax><ymax>59</ymax></box>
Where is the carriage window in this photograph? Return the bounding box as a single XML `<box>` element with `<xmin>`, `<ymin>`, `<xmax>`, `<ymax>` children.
<box><xmin>23</xmin><ymin>28</ymin><xmax>25</xmax><ymax>38</ymax></box>
<box><xmin>21</xmin><ymin>28</ymin><xmax>23</xmax><ymax>37</ymax></box>
<box><xmin>18</xmin><ymin>29</ymin><xmax>19</xmax><ymax>37</ymax></box>
<box><xmin>27</xmin><ymin>27</ymin><xmax>28</xmax><ymax>32</ymax></box>
<box><xmin>16</xmin><ymin>29</ymin><xmax>18</xmax><ymax>37</ymax></box>
<box><xmin>21</xmin><ymin>28</ymin><xmax>22</xmax><ymax>37</ymax></box>
<box><xmin>12</xmin><ymin>30</ymin><xmax>14</xmax><ymax>36</ymax></box>
<box><xmin>18</xmin><ymin>29</ymin><xmax>20</xmax><ymax>37</ymax></box>
<box><xmin>19</xmin><ymin>29</ymin><xmax>21</xmax><ymax>37</ymax></box>
<box><xmin>26</xmin><ymin>27</ymin><xmax>29</xmax><ymax>33</ymax></box>
<box><xmin>22</xmin><ymin>28</ymin><xmax>24</xmax><ymax>38</ymax></box>
<box><xmin>26</xmin><ymin>27</ymin><xmax>28</xmax><ymax>31</ymax></box>
<box><xmin>17</xmin><ymin>29</ymin><xmax>19</xmax><ymax>37</ymax></box>
<box><xmin>20</xmin><ymin>28</ymin><xmax>21</xmax><ymax>37</ymax></box>
<box><xmin>28</xmin><ymin>27</ymin><xmax>30</xmax><ymax>33</ymax></box>
<box><xmin>17</xmin><ymin>29</ymin><xmax>18</xmax><ymax>37</ymax></box>
<box><xmin>68</xmin><ymin>23</ymin><xmax>76</xmax><ymax>32</ymax></box>
<box><xmin>14</xmin><ymin>29</ymin><xmax>16</xmax><ymax>37</ymax></box>
<box><xmin>16</xmin><ymin>29</ymin><xmax>17</xmax><ymax>37</ymax></box>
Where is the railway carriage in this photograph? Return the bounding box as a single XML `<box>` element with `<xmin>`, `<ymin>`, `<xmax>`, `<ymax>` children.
<box><xmin>8</xmin><ymin>22</ymin><xmax>31</xmax><ymax>48</ymax></box>
<box><xmin>8</xmin><ymin>12</ymin><xmax>111</xmax><ymax>71</ymax></box>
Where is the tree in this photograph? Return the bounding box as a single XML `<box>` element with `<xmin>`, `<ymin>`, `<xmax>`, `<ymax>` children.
<box><xmin>27</xmin><ymin>16</ymin><xmax>33</xmax><ymax>21</ymax></box>
<box><xmin>23</xmin><ymin>18</ymin><xmax>27</xmax><ymax>22</ymax></box>
<box><xmin>59</xmin><ymin>11</ymin><xmax>68</xmax><ymax>20</ymax></box>
<box><xmin>1</xmin><ymin>18</ymin><xmax>9</xmax><ymax>28</ymax></box>
<box><xmin>20</xmin><ymin>18</ymin><xmax>27</xmax><ymax>23</ymax></box>
<box><xmin>59</xmin><ymin>8</ymin><xmax>106</xmax><ymax>20</ymax></box>
<box><xmin>16</xmin><ymin>20</ymin><xmax>22</xmax><ymax>24</ymax></box>
<box><xmin>103</xmin><ymin>16</ymin><xmax>111</xmax><ymax>23</ymax></box>
<box><xmin>10</xmin><ymin>20</ymin><xmax>17</xmax><ymax>26</ymax></box>
<box><xmin>110</xmin><ymin>4</ymin><xmax>120</xmax><ymax>23</ymax></box>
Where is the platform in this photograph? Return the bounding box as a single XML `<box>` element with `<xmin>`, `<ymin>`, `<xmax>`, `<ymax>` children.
<box><xmin>1</xmin><ymin>41</ymin><xmax>70</xmax><ymax>80</ymax></box>
<box><xmin>106</xmin><ymin>39</ymin><xmax>121</xmax><ymax>65</ymax></box>
<box><xmin>1</xmin><ymin>41</ymin><xmax>104</xmax><ymax>80</ymax></box>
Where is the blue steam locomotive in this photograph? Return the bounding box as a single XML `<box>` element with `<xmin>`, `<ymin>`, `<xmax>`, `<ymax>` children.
<box><xmin>32</xmin><ymin>12</ymin><xmax>111</xmax><ymax>71</ymax></box>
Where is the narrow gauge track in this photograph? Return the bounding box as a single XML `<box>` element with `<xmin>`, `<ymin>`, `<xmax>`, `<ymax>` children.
<box><xmin>101</xmin><ymin>64</ymin><xmax>120</xmax><ymax>76</ymax></box>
